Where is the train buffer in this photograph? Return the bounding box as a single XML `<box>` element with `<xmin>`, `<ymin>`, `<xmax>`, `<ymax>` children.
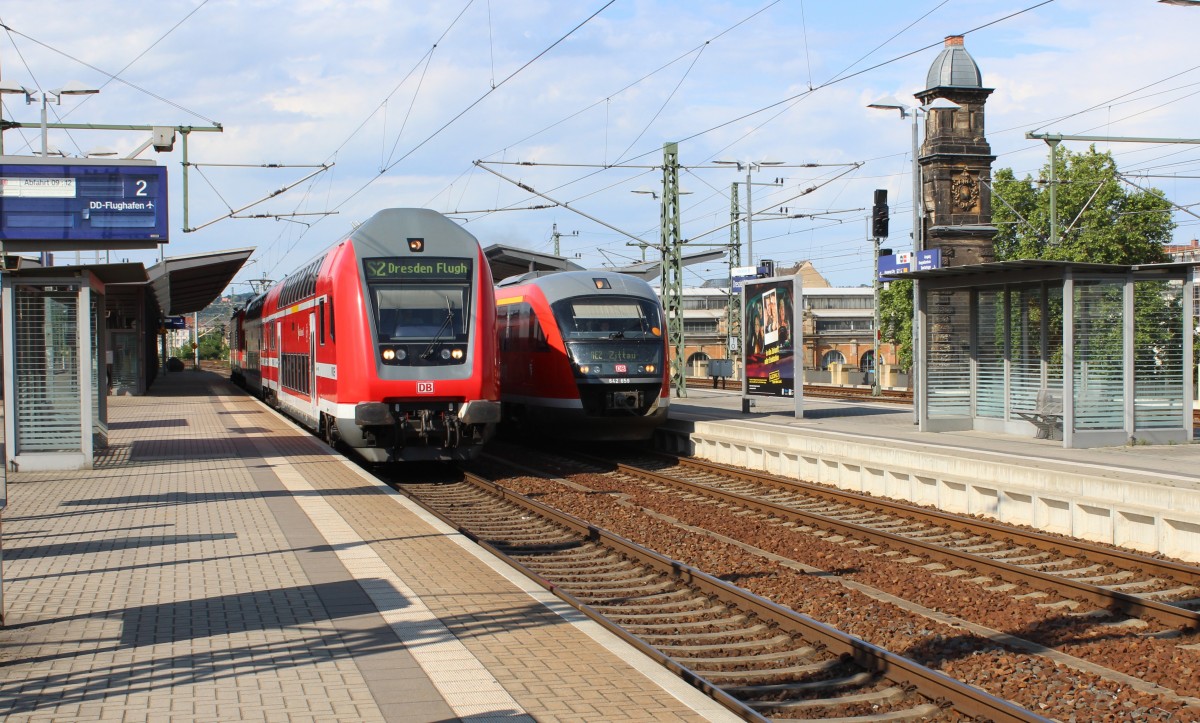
<box><xmin>1014</xmin><ymin>389</ymin><xmax>1064</xmax><ymax>440</ymax></box>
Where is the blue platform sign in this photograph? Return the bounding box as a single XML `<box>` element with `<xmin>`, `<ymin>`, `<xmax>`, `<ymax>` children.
<box><xmin>915</xmin><ymin>248</ymin><xmax>941</xmax><ymax>270</ymax></box>
<box><xmin>0</xmin><ymin>162</ymin><xmax>168</xmax><ymax>250</ymax></box>
<box><xmin>879</xmin><ymin>249</ymin><xmax>942</xmax><ymax>280</ymax></box>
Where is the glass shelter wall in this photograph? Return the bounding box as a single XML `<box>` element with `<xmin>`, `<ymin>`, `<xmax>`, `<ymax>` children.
<box><xmin>926</xmin><ymin>289</ymin><xmax>972</xmax><ymax>421</ymax></box>
<box><xmin>1011</xmin><ymin>284</ymin><xmax>1064</xmax><ymax>413</ymax></box>
<box><xmin>917</xmin><ymin>262</ymin><xmax>1194</xmax><ymax>448</ymax></box>
<box><xmin>1134</xmin><ymin>278</ymin><xmax>1186</xmax><ymax>430</ymax></box>
<box><xmin>1073</xmin><ymin>280</ymin><xmax>1126</xmax><ymax>432</ymax></box>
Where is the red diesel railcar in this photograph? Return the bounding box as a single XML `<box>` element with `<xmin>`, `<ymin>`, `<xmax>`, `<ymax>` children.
<box><xmin>495</xmin><ymin>270</ymin><xmax>669</xmax><ymax>441</ymax></box>
<box><xmin>231</xmin><ymin>208</ymin><xmax>499</xmax><ymax>462</ymax></box>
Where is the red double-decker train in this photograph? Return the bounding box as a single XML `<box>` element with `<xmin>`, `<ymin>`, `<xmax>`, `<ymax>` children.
<box><xmin>229</xmin><ymin>208</ymin><xmax>500</xmax><ymax>462</ymax></box>
<box><xmin>494</xmin><ymin>270</ymin><xmax>668</xmax><ymax>441</ymax></box>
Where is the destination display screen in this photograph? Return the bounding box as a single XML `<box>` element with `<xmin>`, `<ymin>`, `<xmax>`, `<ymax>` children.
<box><xmin>568</xmin><ymin>341</ymin><xmax>662</xmax><ymax>365</ymax></box>
<box><xmin>362</xmin><ymin>256</ymin><xmax>472</xmax><ymax>282</ymax></box>
<box><xmin>0</xmin><ymin>163</ymin><xmax>168</xmax><ymax>249</ymax></box>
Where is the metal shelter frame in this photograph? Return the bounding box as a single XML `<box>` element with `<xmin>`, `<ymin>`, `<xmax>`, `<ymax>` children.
<box><xmin>903</xmin><ymin>260</ymin><xmax>1195</xmax><ymax>448</ymax></box>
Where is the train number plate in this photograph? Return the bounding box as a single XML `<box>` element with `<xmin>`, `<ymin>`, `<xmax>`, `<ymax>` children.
<box><xmin>417</xmin><ymin>381</ymin><xmax>435</xmax><ymax>394</ymax></box>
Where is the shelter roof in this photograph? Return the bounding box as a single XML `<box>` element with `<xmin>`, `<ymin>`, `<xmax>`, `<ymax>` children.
<box><xmin>893</xmin><ymin>258</ymin><xmax>1197</xmax><ymax>286</ymax></box>
<box><xmin>9</xmin><ymin>262</ymin><xmax>148</xmax><ymax>285</ymax></box>
<box><xmin>484</xmin><ymin>244</ymin><xmax>584</xmax><ymax>283</ymax></box>
<box><xmin>147</xmin><ymin>247</ymin><xmax>254</xmax><ymax>315</ymax></box>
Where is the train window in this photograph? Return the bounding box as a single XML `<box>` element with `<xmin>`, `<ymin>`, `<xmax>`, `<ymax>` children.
<box><xmin>319</xmin><ymin>300</ymin><xmax>326</xmax><ymax>345</ymax></box>
<box><xmin>531</xmin><ymin>313</ymin><xmax>549</xmax><ymax>351</ymax></box>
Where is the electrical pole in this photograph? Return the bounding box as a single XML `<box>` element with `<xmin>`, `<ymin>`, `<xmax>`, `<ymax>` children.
<box><xmin>659</xmin><ymin>142</ymin><xmax>685</xmax><ymax>398</ymax></box>
<box><xmin>551</xmin><ymin>223</ymin><xmax>578</xmax><ymax>256</ymax></box>
<box><xmin>727</xmin><ymin>181</ymin><xmax>741</xmax><ymax>376</ymax></box>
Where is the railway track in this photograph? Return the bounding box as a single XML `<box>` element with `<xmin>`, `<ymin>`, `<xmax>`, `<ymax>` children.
<box><xmin>526</xmin><ymin>447</ymin><xmax>1200</xmax><ymax>631</ymax></box>
<box><xmin>471</xmin><ymin>442</ymin><xmax>1200</xmax><ymax>718</ymax></box>
<box><xmin>393</xmin><ymin>470</ymin><xmax>1044</xmax><ymax>722</ymax></box>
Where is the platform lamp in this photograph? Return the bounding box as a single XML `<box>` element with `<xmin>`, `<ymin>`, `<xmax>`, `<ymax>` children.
<box><xmin>24</xmin><ymin>81</ymin><xmax>99</xmax><ymax>157</ymax></box>
<box><xmin>866</xmin><ymin>95</ymin><xmax>959</xmax><ymax>422</ymax></box>
<box><xmin>713</xmin><ymin>159</ymin><xmax>785</xmax><ymax>268</ymax></box>
<box><xmin>0</xmin><ymin>78</ymin><xmax>26</xmax><ymax>155</ymax></box>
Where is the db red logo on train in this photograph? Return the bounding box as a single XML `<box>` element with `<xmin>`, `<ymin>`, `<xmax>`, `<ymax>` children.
<box><xmin>417</xmin><ymin>381</ymin><xmax>435</xmax><ymax>394</ymax></box>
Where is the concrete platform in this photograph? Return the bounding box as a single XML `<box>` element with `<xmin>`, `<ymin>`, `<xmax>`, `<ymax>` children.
<box><xmin>0</xmin><ymin>371</ymin><xmax>739</xmax><ymax>722</ymax></box>
<box><xmin>660</xmin><ymin>388</ymin><xmax>1200</xmax><ymax>563</ymax></box>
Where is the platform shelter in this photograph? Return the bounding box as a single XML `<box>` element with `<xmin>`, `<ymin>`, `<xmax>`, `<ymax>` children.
<box><xmin>1</xmin><ymin>264</ymin><xmax>145</xmax><ymax>471</ymax></box>
<box><xmin>903</xmin><ymin>260</ymin><xmax>1195</xmax><ymax>448</ymax></box>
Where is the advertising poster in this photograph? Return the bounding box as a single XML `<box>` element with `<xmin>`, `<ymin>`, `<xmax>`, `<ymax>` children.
<box><xmin>742</xmin><ymin>276</ymin><xmax>801</xmax><ymax>405</ymax></box>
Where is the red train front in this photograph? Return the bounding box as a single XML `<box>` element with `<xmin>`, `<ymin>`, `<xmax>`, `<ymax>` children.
<box><xmin>495</xmin><ymin>270</ymin><xmax>668</xmax><ymax>440</ymax></box>
<box><xmin>235</xmin><ymin>208</ymin><xmax>499</xmax><ymax>462</ymax></box>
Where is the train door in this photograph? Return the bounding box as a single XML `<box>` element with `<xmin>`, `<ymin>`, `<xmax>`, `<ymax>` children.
<box><xmin>271</xmin><ymin>320</ymin><xmax>282</xmax><ymax>393</ymax></box>
<box><xmin>308</xmin><ymin>313</ymin><xmax>318</xmax><ymax>420</ymax></box>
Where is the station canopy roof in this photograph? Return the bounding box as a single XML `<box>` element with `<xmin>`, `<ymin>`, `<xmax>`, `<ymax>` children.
<box><xmin>11</xmin><ymin>262</ymin><xmax>148</xmax><ymax>285</ymax></box>
<box><xmin>484</xmin><ymin>244</ymin><xmax>584</xmax><ymax>284</ymax></box>
<box><xmin>891</xmin><ymin>258</ymin><xmax>1197</xmax><ymax>285</ymax></box>
<box><xmin>147</xmin><ymin>247</ymin><xmax>254</xmax><ymax>315</ymax></box>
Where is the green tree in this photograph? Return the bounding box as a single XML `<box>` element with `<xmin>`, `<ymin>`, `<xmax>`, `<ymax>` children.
<box><xmin>992</xmin><ymin>145</ymin><xmax>1172</xmax><ymax>263</ymax></box>
<box><xmin>173</xmin><ymin>327</ymin><xmax>228</xmax><ymax>361</ymax></box>
<box><xmin>879</xmin><ymin>279</ymin><xmax>913</xmax><ymax>370</ymax></box>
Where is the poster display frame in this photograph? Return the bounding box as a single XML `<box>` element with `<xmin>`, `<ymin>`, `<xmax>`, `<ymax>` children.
<box><xmin>740</xmin><ymin>273</ymin><xmax>802</xmax><ymax>418</ymax></box>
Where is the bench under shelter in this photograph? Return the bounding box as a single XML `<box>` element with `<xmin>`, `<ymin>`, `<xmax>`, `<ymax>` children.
<box><xmin>899</xmin><ymin>259</ymin><xmax>1195</xmax><ymax>448</ymax></box>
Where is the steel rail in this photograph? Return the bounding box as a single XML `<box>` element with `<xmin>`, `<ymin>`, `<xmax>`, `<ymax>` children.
<box><xmin>606</xmin><ymin>454</ymin><xmax>1200</xmax><ymax>631</ymax></box>
<box><xmin>405</xmin><ymin>471</ymin><xmax>1048</xmax><ymax>723</ymax></box>
<box><xmin>665</xmin><ymin>453</ymin><xmax>1200</xmax><ymax>595</ymax></box>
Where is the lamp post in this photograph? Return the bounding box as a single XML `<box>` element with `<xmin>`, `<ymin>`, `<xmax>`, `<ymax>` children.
<box><xmin>714</xmin><ymin>159</ymin><xmax>785</xmax><ymax>268</ymax></box>
<box><xmin>867</xmin><ymin>96</ymin><xmax>959</xmax><ymax>422</ymax></box>
<box><xmin>23</xmin><ymin>81</ymin><xmax>99</xmax><ymax>157</ymax></box>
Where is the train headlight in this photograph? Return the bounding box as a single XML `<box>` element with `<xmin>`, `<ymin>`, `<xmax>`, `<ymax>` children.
<box><xmin>440</xmin><ymin>348</ymin><xmax>452</xmax><ymax>360</ymax></box>
<box><xmin>395</xmin><ymin>348</ymin><xmax>407</xmax><ymax>361</ymax></box>
<box><xmin>578</xmin><ymin>364</ymin><xmax>591</xmax><ymax>374</ymax></box>
<box><xmin>382</xmin><ymin>348</ymin><xmax>396</xmax><ymax>361</ymax></box>
<box><xmin>644</xmin><ymin>364</ymin><xmax>656</xmax><ymax>374</ymax></box>
<box><xmin>450</xmin><ymin>348</ymin><xmax>464</xmax><ymax>360</ymax></box>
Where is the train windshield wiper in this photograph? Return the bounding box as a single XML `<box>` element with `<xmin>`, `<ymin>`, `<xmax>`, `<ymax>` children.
<box><xmin>419</xmin><ymin>297</ymin><xmax>455</xmax><ymax>359</ymax></box>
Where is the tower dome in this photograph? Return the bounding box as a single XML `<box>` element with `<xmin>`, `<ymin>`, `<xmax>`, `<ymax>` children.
<box><xmin>925</xmin><ymin>35</ymin><xmax>982</xmax><ymax>89</ymax></box>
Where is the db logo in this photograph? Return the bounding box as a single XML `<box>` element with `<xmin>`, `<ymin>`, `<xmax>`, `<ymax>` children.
<box><xmin>416</xmin><ymin>381</ymin><xmax>435</xmax><ymax>394</ymax></box>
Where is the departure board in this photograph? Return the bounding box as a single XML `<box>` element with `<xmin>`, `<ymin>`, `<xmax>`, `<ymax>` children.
<box><xmin>0</xmin><ymin>162</ymin><xmax>168</xmax><ymax>250</ymax></box>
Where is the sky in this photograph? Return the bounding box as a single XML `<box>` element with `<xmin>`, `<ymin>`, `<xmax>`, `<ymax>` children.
<box><xmin>2</xmin><ymin>0</ymin><xmax>1199</xmax><ymax>293</ymax></box>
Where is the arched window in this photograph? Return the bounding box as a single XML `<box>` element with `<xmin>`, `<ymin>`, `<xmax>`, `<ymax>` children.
<box><xmin>859</xmin><ymin>350</ymin><xmax>875</xmax><ymax>371</ymax></box>
<box><xmin>687</xmin><ymin>351</ymin><xmax>710</xmax><ymax>376</ymax></box>
<box><xmin>819</xmin><ymin>350</ymin><xmax>845</xmax><ymax>370</ymax></box>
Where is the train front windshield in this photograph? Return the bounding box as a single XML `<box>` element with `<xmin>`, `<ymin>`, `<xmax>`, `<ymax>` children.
<box><xmin>552</xmin><ymin>295</ymin><xmax>664</xmax><ymax>372</ymax></box>
<box><xmin>371</xmin><ymin>286</ymin><xmax>470</xmax><ymax>342</ymax></box>
<box><xmin>551</xmin><ymin>296</ymin><xmax>662</xmax><ymax>340</ymax></box>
